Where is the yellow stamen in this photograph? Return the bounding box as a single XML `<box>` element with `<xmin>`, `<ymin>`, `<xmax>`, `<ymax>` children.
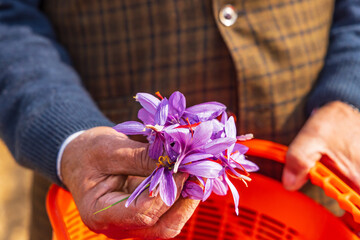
<box><xmin>157</xmin><ymin>156</ymin><xmax>171</xmax><ymax>167</ymax></box>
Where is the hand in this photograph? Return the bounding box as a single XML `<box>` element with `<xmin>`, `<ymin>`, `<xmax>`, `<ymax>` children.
<box><xmin>61</xmin><ymin>126</ymin><xmax>199</xmax><ymax>239</ymax></box>
<box><xmin>283</xmin><ymin>101</ymin><xmax>360</xmax><ymax>192</ymax></box>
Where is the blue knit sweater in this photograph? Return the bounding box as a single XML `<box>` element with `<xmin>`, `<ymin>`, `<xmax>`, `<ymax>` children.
<box><xmin>0</xmin><ymin>0</ymin><xmax>360</xmax><ymax>186</ymax></box>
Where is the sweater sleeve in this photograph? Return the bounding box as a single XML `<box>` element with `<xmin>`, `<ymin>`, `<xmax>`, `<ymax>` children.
<box><xmin>307</xmin><ymin>0</ymin><xmax>360</xmax><ymax>112</ymax></box>
<box><xmin>0</xmin><ymin>0</ymin><xmax>113</xmax><ymax>185</ymax></box>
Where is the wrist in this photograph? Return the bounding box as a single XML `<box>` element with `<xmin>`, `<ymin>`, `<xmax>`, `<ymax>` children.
<box><xmin>57</xmin><ymin>131</ymin><xmax>86</xmax><ymax>182</ymax></box>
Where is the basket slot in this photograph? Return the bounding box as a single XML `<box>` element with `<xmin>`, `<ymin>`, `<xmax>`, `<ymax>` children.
<box><xmin>237</xmin><ymin>212</ymin><xmax>256</xmax><ymax>223</ymax></box>
<box><xmin>287</xmin><ymin>228</ymin><xmax>298</xmax><ymax>236</ymax></box>
<box><xmin>329</xmin><ymin>178</ymin><xmax>350</xmax><ymax>194</ymax></box>
<box><xmin>192</xmin><ymin>229</ymin><xmax>218</xmax><ymax>240</ymax></box>
<box><xmin>257</xmin><ymin>227</ymin><xmax>282</xmax><ymax>240</ymax></box>
<box><xmin>258</xmin><ymin>221</ymin><xmax>284</xmax><ymax>235</ymax></box>
<box><xmin>260</xmin><ymin>214</ymin><xmax>285</xmax><ymax>229</ymax></box>
<box><xmin>65</xmin><ymin>208</ymin><xmax>81</xmax><ymax>226</ymax></box>
<box><xmin>255</xmin><ymin>234</ymin><xmax>275</xmax><ymax>240</ymax></box>
<box><xmin>350</xmin><ymin>195</ymin><xmax>360</xmax><ymax>211</ymax></box>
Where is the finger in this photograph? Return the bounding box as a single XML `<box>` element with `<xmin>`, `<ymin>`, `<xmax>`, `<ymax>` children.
<box><xmin>122</xmin><ymin>197</ymin><xmax>200</xmax><ymax>240</ymax></box>
<box><xmin>283</xmin><ymin>132</ymin><xmax>324</xmax><ymax>191</ymax></box>
<box><xmin>82</xmin><ymin>173</ymin><xmax>190</xmax><ymax>239</ymax></box>
<box><xmin>152</xmin><ymin>196</ymin><xmax>200</xmax><ymax>238</ymax></box>
<box><xmin>84</xmin><ymin>127</ymin><xmax>158</xmax><ymax>177</ymax></box>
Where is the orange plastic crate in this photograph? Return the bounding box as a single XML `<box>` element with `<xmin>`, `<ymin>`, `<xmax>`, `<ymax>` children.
<box><xmin>47</xmin><ymin>139</ymin><xmax>360</xmax><ymax>240</ymax></box>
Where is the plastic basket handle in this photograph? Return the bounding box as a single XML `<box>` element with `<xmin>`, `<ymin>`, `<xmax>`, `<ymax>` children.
<box><xmin>240</xmin><ymin>139</ymin><xmax>360</xmax><ymax>224</ymax></box>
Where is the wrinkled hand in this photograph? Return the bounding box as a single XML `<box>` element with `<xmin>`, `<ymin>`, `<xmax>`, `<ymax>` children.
<box><xmin>61</xmin><ymin>126</ymin><xmax>199</xmax><ymax>239</ymax></box>
<box><xmin>283</xmin><ymin>101</ymin><xmax>360</xmax><ymax>192</ymax></box>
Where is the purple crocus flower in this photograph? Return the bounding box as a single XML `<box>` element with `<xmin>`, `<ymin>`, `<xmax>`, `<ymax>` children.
<box><xmin>183</xmin><ymin>101</ymin><xmax>226</xmax><ymax>123</ymax></box>
<box><xmin>125</xmin><ymin>160</ymin><xmax>177</xmax><ymax>207</ymax></box>
<box><xmin>126</xmin><ymin>121</ymin><xmax>233</xmax><ymax>207</ymax></box>
<box><xmin>164</xmin><ymin>121</ymin><xmax>236</xmax><ymax>173</ymax></box>
<box><xmin>109</xmin><ymin>91</ymin><xmax>259</xmax><ymax>214</ymax></box>
<box><xmin>114</xmin><ymin>93</ymin><xmax>170</xmax><ymax>159</ymax></box>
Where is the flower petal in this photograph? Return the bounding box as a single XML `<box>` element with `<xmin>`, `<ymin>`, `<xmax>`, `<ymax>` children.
<box><xmin>113</xmin><ymin>121</ymin><xmax>147</xmax><ymax>135</ymax></box>
<box><xmin>191</xmin><ymin>121</ymin><xmax>213</xmax><ymax>149</ymax></box>
<box><xmin>182</xmin><ymin>153</ymin><xmax>214</xmax><ymax>164</ymax></box>
<box><xmin>138</xmin><ymin>108</ymin><xmax>154</xmax><ymax>125</ymax></box>
<box><xmin>225</xmin><ymin>175</ymin><xmax>240</xmax><ymax>215</ymax></box>
<box><xmin>233</xmin><ymin>143</ymin><xmax>249</xmax><ymax>155</ymax></box>
<box><xmin>184</xmin><ymin>102</ymin><xmax>226</xmax><ymax>122</ymax></box>
<box><xmin>148</xmin><ymin>135</ymin><xmax>164</xmax><ymax>159</ymax></box>
<box><xmin>125</xmin><ymin>173</ymin><xmax>153</xmax><ymax>207</ymax></box>
<box><xmin>135</xmin><ymin>93</ymin><xmax>160</xmax><ymax>115</ymax></box>
<box><xmin>203</xmin><ymin>137</ymin><xmax>236</xmax><ymax>155</ymax></box>
<box><xmin>164</xmin><ymin>127</ymin><xmax>191</xmax><ymax>150</ymax></box>
<box><xmin>169</xmin><ymin>91</ymin><xmax>186</xmax><ymax>121</ymax></box>
<box><xmin>225</xmin><ymin>116</ymin><xmax>236</xmax><ymax>139</ymax></box>
<box><xmin>232</xmin><ymin>158</ymin><xmax>259</xmax><ymax>172</ymax></box>
<box><xmin>149</xmin><ymin>167</ymin><xmax>164</xmax><ymax>193</ymax></box>
<box><xmin>179</xmin><ymin>161</ymin><xmax>222</xmax><ymax>178</ymax></box>
<box><xmin>203</xmin><ymin>179</ymin><xmax>213</xmax><ymax>201</ymax></box>
<box><xmin>182</xmin><ymin>180</ymin><xmax>204</xmax><ymax>200</ymax></box>
<box><xmin>210</xmin><ymin>119</ymin><xmax>225</xmax><ymax>139</ymax></box>
<box><xmin>159</xmin><ymin>170</ymin><xmax>177</xmax><ymax>206</ymax></box>
<box><xmin>155</xmin><ymin>98</ymin><xmax>169</xmax><ymax>125</ymax></box>
<box><xmin>212</xmin><ymin>175</ymin><xmax>228</xmax><ymax>196</ymax></box>
<box><xmin>220</xmin><ymin>111</ymin><xmax>228</xmax><ymax>124</ymax></box>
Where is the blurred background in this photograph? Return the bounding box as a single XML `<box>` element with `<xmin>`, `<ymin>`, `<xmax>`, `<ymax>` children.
<box><xmin>0</xmin><ymin>140</ymin><xmax>32</xmax><ymax>240</ymax></box>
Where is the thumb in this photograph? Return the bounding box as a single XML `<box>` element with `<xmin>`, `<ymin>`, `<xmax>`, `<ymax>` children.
<box><xmin>282</xmin><ymin>138</ymin><xmax>323</xmax><ymax>191</ymax></box>
<box><xmin>117</xmin><ymin>139</ymin><xmax>158</xmax><ymax>177</ymax></box>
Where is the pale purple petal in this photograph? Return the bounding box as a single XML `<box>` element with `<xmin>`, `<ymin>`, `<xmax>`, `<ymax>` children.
<box><xmin>203</xmin><ymin>137</ymin><xmax>236</xmax><ymax>155</ymax></box>
<box><xmin>155</xmin><ymin>98</ymin><xmax>169</xmax><ymax>125</ymax></box>
<box><xmin>220</xmin><ymin>111</ymin><xmax>228</xmax><ymax>124</ymax></box>
<box><xmin>164</xmin><ymin>139</ymin><xmax>181</xmax><ymax>161</ymax></box>
<box><xmin>225</xmin><ymin>116</ymin><xmax>236</xmax><ymax>139</ymax></box>
<box><xmin>159</xmin><ymin>170</ymin><xmax>177</xmax><ymax>206</ymax></box>
<box><xmin>135</xmin><ymin>93</ymin><xmax>160</xmax><ymax>115</ymax></box>
<box><xmin>212</xmin><ymin>176</ymin><xmax>228</xmax><ymax>196</ymax></box>
<box><xmin>164</xmin><ymin>128</ymin><xmax>191</xmax><ymax>150</ymax></box>
<box><xmin>182</xmin><ymin>181</ymin><xmax>204</xmax><ymax>200</ymax></box>
<box><xmin>113</xmin><ymin>121</ymin><xmax>147</xmax><ymax>135</ymax></box>
<box><xmin>183</xmin><ymin>102</ymin><xmax>226</xmax><ymax>122</ymax></box>
<box><xmin>191</xmin><ymin>121</ymin><xmax>213</xmax><ymax>149</ymax></box>
<box><xmin>148</xmin><ymin>135</ymin><xmax>163</xmax><ymax>159</ymax></box>
<box><xmin>225</xmin><ymin>175</ymin><xmax>240</xmax><ymax>215</ymax></box>
<box><xmin>196</xmin><ymin>176</ymin><xmax>206</xmax><ymax>186</ymax></box>
<box><xmin>125</xmin><ymin>173</ymin><xmax>153</xmax><ymax>207</ymax></box>
<box><xmin>138</xmin><ymin>108</ymin><xmax>155</xmax><ymax>125</ymax></box>
<box><xmin>169</xmin><ymin>91</ymin><xmax>186</xmax><ymax>120</ymax></box>
<box><xmin>233</xmin><ymin>143</ymin><xmax>249</xmax><ymax>155</ymax></box>
<box><xmin>232</xmin><ymin>159</ymin><xmax>259</xmax><ymax>172</ymax></box>
<box><xmin>182</xmin><ymin>153</ymin><xmax>213</xmax><ymax>164</ymax></box>
<box><xmin>149</xmin><ymin>167</ymin><xmax>164</xmax><ymax>192</ymax></box>
<box><xmin>225</xmin><ymin>116</ymin><xmax>236</xmax><ymax>154</ymax></box>
<box><xmin>203</xmin><ymin>179</ymin><xmax>213</xmax><ymax>201</ymax></box>
<box><xmin>178</xmin><ymin>161</ymin><xmax>222</xmax><ymax>178</ymax></box>
<box><xmin>210</xmin><ymin>119</ymin><xmax>225</xmax><ymax>139</ymax></box>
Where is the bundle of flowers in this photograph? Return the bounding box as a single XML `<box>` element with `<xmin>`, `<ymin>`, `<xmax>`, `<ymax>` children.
<box><xmin>114</xmin><ymin>91</ymin><xmax>258</xmax><ymax>215</ymax></box>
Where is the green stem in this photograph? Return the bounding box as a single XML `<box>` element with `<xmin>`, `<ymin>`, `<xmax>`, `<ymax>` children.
<box><xmin>93</xmin><ymin>196</ymin><xmax>130</xmax><ymax>215</ymax></box>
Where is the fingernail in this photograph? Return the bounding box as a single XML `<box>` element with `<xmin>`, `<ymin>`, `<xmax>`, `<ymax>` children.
<box><xmin>283</xmin><ymin>170</ymin><xmax>296</xmax><ymax>191</ymax></box>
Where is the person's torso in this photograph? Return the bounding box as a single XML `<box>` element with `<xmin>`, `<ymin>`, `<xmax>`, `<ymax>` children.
<box><xmin>42</xmin><ymin>0</ymin><xmax>334</xmax><ymax>145</ymax></box>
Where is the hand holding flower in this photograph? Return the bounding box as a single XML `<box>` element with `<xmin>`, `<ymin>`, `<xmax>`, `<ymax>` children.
<box><xmin>60</xmin><ymin>126</ymin><xmax>199</xmax><ymax>239</ymax></box>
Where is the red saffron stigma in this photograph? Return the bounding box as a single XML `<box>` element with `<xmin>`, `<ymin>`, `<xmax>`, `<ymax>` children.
<box><xmin>186</xmin><ymin>118</ymin><xmax>194</xmax><ymax>136</ymax></box>
<box><xmin>175</xmin><ymin>122</ymin><xmax>201</xmax><ymax>129</ymax></box>
<box><xmin>229</xmin><ymin>158</ymin><xmax>250</xmax><ymax>177</ymax></box>
<box><xmin>155</xmin><ymin>91</ymin><xmax>164</xmax><ymax>100</ymax></box>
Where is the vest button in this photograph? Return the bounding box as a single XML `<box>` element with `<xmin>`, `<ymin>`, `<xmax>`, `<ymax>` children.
<box><xmin>219</xmin><ymin>4</ymin><xmax>238</xmax><ymax>27</ymax></box>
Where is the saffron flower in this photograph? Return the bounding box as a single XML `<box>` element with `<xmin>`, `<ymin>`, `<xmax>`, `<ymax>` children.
<box><xmin>113</xmin><ymin>91</ymin><xmax>258</xmax><ymax>214</ymax></box>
